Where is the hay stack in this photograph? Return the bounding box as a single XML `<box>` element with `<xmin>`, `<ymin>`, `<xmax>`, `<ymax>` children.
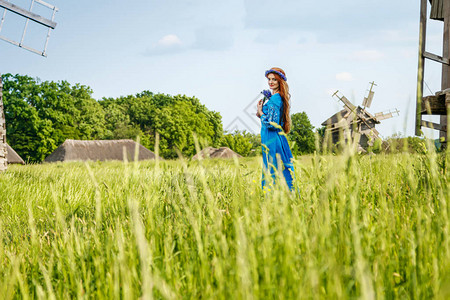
<box><xmin>192</xmin><ymin>147</ymin><xmax>242</xmax><ymax>160</ymax></box>
<box><xmin>44</xmin><ymin>139</ymin><xmax>159</xmax><ymax>162</ymax></box>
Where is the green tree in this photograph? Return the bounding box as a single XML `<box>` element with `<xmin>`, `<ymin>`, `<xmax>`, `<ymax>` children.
<box><xmin>3</xmin><ymin>74</ymin><xmax>57</xmax><ymax>162</ymax></box>
<box><xmin>221</xmin><ymin>131</ymin><xmax>254</xmax><ymax>157</ymax></box>
<box><xmin>289</xmin><ymin>112</ymin><xmax>315</xmax><ymax>155</ymax></box>
<box><xmin>3</xmin><ymin>74</ymin><xmax>106</xmax><ymax>162</ymax></box>
<box><xmin>100</xmin><ymin>93</ymin><xmax>223</xmax><ymax>159</ymax></box>
<box><xmin>152</xmin><ymin>100</ymin><xmax>217</xmax><ymax>158</ymax></box>
<box><xmin>71</xmin><ymin>83</ymin><xmax>107</xmax><ymax>140</ymax></box>
<box><xmin>4</xmin><ymin>73</ymin><xmax>223</xmax><ymax>161</ymax></box>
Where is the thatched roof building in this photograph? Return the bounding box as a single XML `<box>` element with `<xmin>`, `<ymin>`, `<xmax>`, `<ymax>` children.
<box><xmin>6</xmin><ymin>143</ymin><xmax>25</xmax><ymax>164</ymax></box>
<box><xmin>192</xmin><ymin>147</ymin><xmax>242</xmax><ymax>160</ymax></box>
<box><xmin>44</xmin><ymin>139</ymin><xmax>159</xmax><ymax>162</ymax></box>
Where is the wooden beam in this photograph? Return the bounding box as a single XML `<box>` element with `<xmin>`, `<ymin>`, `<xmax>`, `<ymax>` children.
<box><xmin>416</xmin><ymin>0</ymin><xmax>428</xmax><ymax>135</ymax></box>
<box><xmin>421</xmin><ymin>94</ymin><xmax>448</xmax><ymax>115</ymax></box>
<box><xmin>0</xmin><ymin>0</ymin><xmax>56</xmax><ymax>29</ymax></box>
<box><xmin>430</xmin><ymin>0</ymin><xmax>444</xmax><ymax>20</ymax></box>
<box><xmin>424</xmin><ymin>51</ymin><xmax>450</xmax><ymax>65</ymax></box>
<box><xmin>440</xmin><ymin>0</ymin><xmax>450</xmax><ymax>140</ymax></box>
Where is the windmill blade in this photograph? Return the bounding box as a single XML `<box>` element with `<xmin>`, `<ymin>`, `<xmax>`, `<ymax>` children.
<box><xmin>374</xmin><ymin>108</ymin><xmax>400</xmax><ymax>121</ymax></box>
<box><xmin>362</xmin><ymin>91</ymin><xmax>374</xmax><ymax>108</ymax></box>
<box><xmin>340</xmin><ymin>96</ymin><xmax>356</xmax><ymax>111</ymax></box>
<box><xmin>375</xmin><ymin>112</ymin><xmax>392</xmax><ymax>120</ymax></box>
<box><xmin>332</xmin><ymin>90</ymin><xmax>356</xmax><ymax>111</ymax></box>
<box><xmin>0</xmin><ymin>0</ymin><xmax>58</xmax><ymax>56</ymax></box>
<box><xmin>0</xmin><ymin>0</ymin><xmax>57</xmax><ymax>28</ymax></box>
<box><xmin>362</xmin><ymin>81</ymin><xmax>377</xmax><ymax>108</ymax></box>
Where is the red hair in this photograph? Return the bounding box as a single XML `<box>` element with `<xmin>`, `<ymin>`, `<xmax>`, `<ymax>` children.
<box><xmin>266</xmin><ymin>67</ymin><xmax>291</xmax><ymax>133</ymax></box>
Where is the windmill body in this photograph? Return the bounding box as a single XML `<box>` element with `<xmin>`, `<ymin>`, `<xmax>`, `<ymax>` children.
<box><xmin>322</xmin><ymin>82</ymin><xmax>399</xmax><ymax>151</ymax></box>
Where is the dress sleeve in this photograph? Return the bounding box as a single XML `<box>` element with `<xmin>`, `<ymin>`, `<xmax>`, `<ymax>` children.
<box><xmin>261</xmin><ymin>102</ymin><xmax>281</xmax><ymax>130</ymax></box>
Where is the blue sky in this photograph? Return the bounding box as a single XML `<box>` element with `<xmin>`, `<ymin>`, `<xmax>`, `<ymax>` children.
<box><xmin>0</xmin><ymin>0</ymin><xmax>446</xmax><ymax>138</ymax></box>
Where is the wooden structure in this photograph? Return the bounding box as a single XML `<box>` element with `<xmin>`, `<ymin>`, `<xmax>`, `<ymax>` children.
<box><xmin>322</xmin><ymin>82</ymin><xmax>399</xmax><ymax>150</ymax></box>
<box><xmin>0</xmin><ymin>0</ymin><xmax>58</xmax><ymax>171</ymax></box>
<box><xmin>416</xmin><ymin>0</ymin><xmax>449</xmax><ymax>143</ymax></box>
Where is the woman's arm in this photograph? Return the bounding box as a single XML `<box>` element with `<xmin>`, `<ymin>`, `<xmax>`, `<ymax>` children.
<box><xmin>260</xmin><ymin>102</ymin><xmax>281</xmax><ymax>130</ymax></box>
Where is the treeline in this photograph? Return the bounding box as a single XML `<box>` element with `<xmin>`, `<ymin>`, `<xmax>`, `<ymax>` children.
<box><xmin>2</xmin><ymin>74</ymin><xmax>223</xmax><ymax>162</ymax></box>
<box><xmin>2</xmin><ymin>74</ymin><xmax>317</xmax><ymax>162</ymax></box>
<box><xmin>381</xmin><ymin>133</ymin><xmax>442</xmax><ymax>154</ymax></box>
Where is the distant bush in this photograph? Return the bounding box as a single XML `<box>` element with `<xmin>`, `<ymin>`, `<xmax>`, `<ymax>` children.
<box><xmin>367</xmin><ymin>138</ymin><xmax>383</xmax><ymax>154</ymax></box>
<box><xmin>383</xmin><ymin>133</ymin><xmax>429</xmax><ymax>154</ymax></box>
<box><xmin>221</xmin><ymin>130</ymin><xmax>260</xmax><ymax>157</ymax></box>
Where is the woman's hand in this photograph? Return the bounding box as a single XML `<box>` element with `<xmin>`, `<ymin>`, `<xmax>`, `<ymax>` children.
<box><xmin>256</xmin><ymin>99</ymin><xmax>264</xmax><ymax>118</ymax></box>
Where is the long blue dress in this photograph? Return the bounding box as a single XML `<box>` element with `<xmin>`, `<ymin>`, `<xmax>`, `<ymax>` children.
<box><xmin>260</xmin><ymin>93</ymin><xmax>295</xmax><ymax>190</ymax></box>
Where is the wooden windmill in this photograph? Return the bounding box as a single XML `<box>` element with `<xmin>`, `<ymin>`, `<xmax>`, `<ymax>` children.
<box><xmin>322</xmin><ymin>82</ymin><xmax>399</xmax><ymax>151</ymax></box>
<box><xmin>416</xmin><ymin>0</ymin><xmax>449</xmax><ymax>145</ymax></box>
<box><xmin>0</xmin><ymin>0</ymin><xmax>58</xmax><ymax>171</ymax></box>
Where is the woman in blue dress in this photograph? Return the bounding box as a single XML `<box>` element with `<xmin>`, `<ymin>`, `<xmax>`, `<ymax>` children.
<box><xmin>256</xmin><ymin>67</ymin><xmax>295</xmax><ymax>191</ymax></box>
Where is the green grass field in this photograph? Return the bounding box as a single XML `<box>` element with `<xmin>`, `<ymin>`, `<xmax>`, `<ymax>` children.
<box><xmin>0</xmin><ymin>148</ymin><xmax>449</xmax><ymax>299</ymax></box>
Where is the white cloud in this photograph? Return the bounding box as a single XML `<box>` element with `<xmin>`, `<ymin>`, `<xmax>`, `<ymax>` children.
<box><xmin>157</xmin><ymin>34</ymin><xmax>182</xmax><ymax>47</ymax></box>
<box><xmin>336</xmin><ymin>72</ymin><xmax>353</xmax><ymax>81</ymax></box>
<box><xmin>144</xmin><ymin>29</ymin><xmax>236</xmax><ymax>56</ymax></box>
<box><xmin>144</xmin><ymin>34</ymin><xmax>184</xmax><ymax>56</ymax></box>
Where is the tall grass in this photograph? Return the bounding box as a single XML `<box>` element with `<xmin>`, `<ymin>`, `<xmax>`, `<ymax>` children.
<box><xmin>0</xmin><ymin>146</ymin><xmax>449</xmax><ymax>299</ymax></box>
